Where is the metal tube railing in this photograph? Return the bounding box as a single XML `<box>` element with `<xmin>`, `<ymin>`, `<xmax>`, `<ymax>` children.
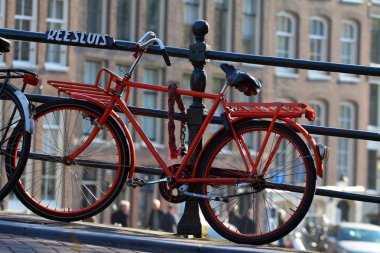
<box><xmin>2</xmin><ymin>21</ymin><xmax>380</xmax><ymax>235</ymax></box>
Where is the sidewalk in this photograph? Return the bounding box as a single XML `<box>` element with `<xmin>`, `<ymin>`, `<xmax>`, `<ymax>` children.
<box><xmin>0</xmin><ymin>212</ymin><xmax>303</xmax><ymax>253</ymax></box>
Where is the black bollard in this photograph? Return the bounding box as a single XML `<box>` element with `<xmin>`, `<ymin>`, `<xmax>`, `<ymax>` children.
<box><xmin>176</xmin><ymin>20</ymin><xmax>209</xmax><ymax>238</ymax></box>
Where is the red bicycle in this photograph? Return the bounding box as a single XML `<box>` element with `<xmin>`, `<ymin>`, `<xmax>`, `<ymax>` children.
<box><xmin>10</xmin><ymin>32</ymin><xmax>327</xmax><ymax>245</ymax></box>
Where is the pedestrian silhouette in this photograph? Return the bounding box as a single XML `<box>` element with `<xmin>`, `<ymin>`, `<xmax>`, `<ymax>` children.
<box><xmin>146</xmin><ymin>199</ymin><xmax>164</xmax><ymax>230</ymax></box>
<box><xmin>160</xmin><ymin>204</ymin><xmax>178</xmax><ymax>233</ymax></box>
<box><xmin>111</xmin><ymin>200</ymin><xmax>130</xmax><ymax>227</ymax></box>
<box><xmin>237</xmin><ymin>208</ymin><xmax>256</xmax><ymax>234</ymax></box>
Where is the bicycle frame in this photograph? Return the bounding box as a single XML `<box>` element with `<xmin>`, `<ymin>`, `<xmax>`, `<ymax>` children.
<box><xmin>49</xmin><ymin>68</ymin><xmax>324</xmax><ymax>185</ymax></box>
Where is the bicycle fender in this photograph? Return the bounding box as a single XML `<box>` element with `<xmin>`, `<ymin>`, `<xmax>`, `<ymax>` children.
<box><xmin>9</xmin><ymin>85</ymin><xmax>34</xmax><ymax>134</ymax></box>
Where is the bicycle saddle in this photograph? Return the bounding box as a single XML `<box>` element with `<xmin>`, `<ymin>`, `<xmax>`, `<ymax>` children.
<box><xmin>0</xmin><ymin>37</ymin><xmax>10</xmax><ymax>53</ymax></box>
<box><xmin>220</xmin><ymin>63</ymin><xmax>261</xmax><ymax>96</ymax></box>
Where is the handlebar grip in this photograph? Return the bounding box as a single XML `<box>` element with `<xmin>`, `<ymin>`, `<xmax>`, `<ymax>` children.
<box><xmin>161</xmin><ymin>49</ymin><xmax>171</xmax><ymax>66</ymax></box>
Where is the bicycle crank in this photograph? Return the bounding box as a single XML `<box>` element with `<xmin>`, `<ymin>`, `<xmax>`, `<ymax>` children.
<box><xmin>127</xmin><ymin>177</ymin><xmax>174</xmax><ymax>188</ymax></box>
<box><xmin>178</xmin><ymin>184</ymin><xmax>229</xmax><ymax>203</ymax></box>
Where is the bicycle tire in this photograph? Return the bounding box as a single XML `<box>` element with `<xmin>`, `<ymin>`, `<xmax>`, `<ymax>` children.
<box><xmin>0</xmin><ymin>84</ymin><xmax>31</xmax><ymax>200</ymax></box>
<box><xmin>197</xmin><ymin>120</ymin><xmax>316</xmax><ymax>245</ymax></box>
<box><xmin>9</xmin><ymin>99</ymin><xmax>130</xmax><ymax>221</ymax></box>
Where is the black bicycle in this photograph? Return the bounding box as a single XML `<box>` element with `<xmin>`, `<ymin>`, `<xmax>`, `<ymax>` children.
<box><xmin>0</xmin><ymin>37</ymin><xmax>38</xmax><ymax>200</ymax></box>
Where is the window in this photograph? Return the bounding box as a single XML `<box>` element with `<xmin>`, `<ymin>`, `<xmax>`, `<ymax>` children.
<box><xmin>84</xmin><ymin>60</ymin><xmax>102</xmax><ymax>84</ymax></box>
<box><xmin>211</xmin><ymin>77</ymin><xmax>226</xmax><ymax>133</ymax></box>
<box><xmin>117</xmin><ymin>0</ymin><xmax>134</xmax><ymax>41</ymax></box>
<box><xmin>368</xmin><ymin>83</ymin><xmax>380</xmax><ymax>191</ymax></box>
<box><xmin>369</xmin><ymin>83</ymin><xmax>380</xmax><ymax>127</ymax></box>
<box><xmin>276</xmin><ymin>12</ymin><xmax>297</xmax><ymax>76</ymax></box>
<box><xmin>308</xmin><ymin>100</ymin><xmax>327</xmax><ymax>145</ymax></box>
<box><xmin>81</xmin><ymin>169</ymin><xmax>98</xmax><ymax>208</ymax></box>
<box><xmin>182</xmin><ymin>73</ymin><xmax>193</xmax><ymax>108</ymax></box>
<box><xmin>337</xmin><ymin>102</ymin><xmax>355</xmax><ymax>185</ymax></box>
<box><xmin>183</xmin><ymin>0</ymin><xmax>202</xmax><ymax>47</ymax></box>
<box><xmin>341</xmin><ymin>0</ymin><xmax>363</xmax><ymax>3</ymax></box>
<box><xmin>214</xmin><ymin>0</ymin><xmax>231</xmax><ymax>51</ymax></box>
<box><xmin>87</xmin><ymin>0</ymin><xmax>107</xmax><ymax>33</ymax></box>
<box><xmin>84</xmin><ymin>61</ymin><xmax>105</xmax><ymax>140</ymax></box>
<box><xmin>14</xmin><ymin>0</ymin><xmax>37</xmax><ymax>67</ymax></box>
<box><xmin>339</xmin><ymin>20</ymin><xmax>358</xmax><ymax>82</ymax></box>
<box><xmin>242</xmin><ymin>0</ymin><xmax>260</xmax><ymax>54</ymax></box>
<box><xmin>143</xmin><ymin>69</ymin><xmax>162</xmax><ymax>143</ymax></box>
<box><xmin>46</xmin><ymin>0</ymin><xmax>68</xmax><ymax>70</ymax></box>
<box><xmin>309</xmin><ymin>17</ymin><xmax>329</xmax><ymax>78</ymax></box>
<box><xmin>0</xmin><ymin>0</ymin><xmax>5</xmax><ymax>65</ymax></box>
<box><xmin>371</xmin><ymin>17</ymin><xmax>380</xmax><ymax>65</ymax></box>
<box><xmin>367</xmin><ymin>150</ymin><xmax>378</xmax><ymax>190</ymax></box>
<box><xmin>146</xmin><ymin>0</ymin><xmax>164</xmax><ymax>37</ymax></box>
<box><xmin>309</xmin><ymin>100</ymin><xmax>327</xmax><ymax>186</ymax></box>
<box><xmin>274</xmin><ymin>98</ymin><xmax>304</xmax><ymax>183</ymax></box>
<box><xmin>41</xmin><ymin>112</ymin><xmax>60</xmax><ymax>201</ymax></box>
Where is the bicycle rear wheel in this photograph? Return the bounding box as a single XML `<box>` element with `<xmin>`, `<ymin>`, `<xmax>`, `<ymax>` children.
<box><xmin>197</xmin><ymin>120</ymin><xmax>316</xmax><ymax>245</ymax></box>
<box><xmin>0</xmin><ymin>84</ymin><xmax>31</xmax><ymax>200</ymax></box>
<box><xmin>9</xmin><ymin>99</ymin><xmax>130</xmax><ymax>221</ymax></box>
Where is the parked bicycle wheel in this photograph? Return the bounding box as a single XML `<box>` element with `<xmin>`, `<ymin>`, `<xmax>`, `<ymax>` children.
<box><xmin>9</xmin><ymin>99</ymin><xmax>130</xmax><ymax>221</ymax></box>
<box><xmin>0</xmin><ymin>84</ymin><xmax>31</xmax><ymax>200</ymax></box>
<box><xmin>197</xmin><ymin>120</ymin><xmax>316</xmax><ymax>245</ymax></box>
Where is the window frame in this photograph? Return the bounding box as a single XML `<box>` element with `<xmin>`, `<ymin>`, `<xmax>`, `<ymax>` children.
<box><xmin>45</xmin><ymin>0</ymin><xmax>69</xmax><ymax>71</ymax></box>
<box><xmin>275</xmin><ymin>11</ymin><xmax>298</xmax><ymax>77</ymax></box>
<box><xmin>145</xmin><ymin>0</ymin><xmax>165</xmax><ymax>38</ymax></box>
<box><xmin>369</xmin><ymin>82</ymin><xmax>380</xmax><ymax>128</ymax></box>
<box><xmin>40</xmin><ymin>111</ymin><xmax>63</xmax><ymax>205</ymax></box>
<box><xmin>86</xmin><ymin>0</ymin><xmax>108</xmax><ymax>34</ymax></box>
<box><xmin>142</xmin><ymin>68</ymin><xmax>164</xmax><ymax>146</ymax></box>
<box><xmin>341</xmin><ymin>0</ymin><xmax>363</xmax><ymax>3</ymax></box>
<box><xmin>183</xmin><ymin>0</ymin><xmax>204</xmax><ymax>48</ymax></box>
<box><xmin>242</xmin><ymin>0</ymin><xmax>261</xmax><ymax>55</ymax></box>
<box><xmin>13</xmin><ymin>0</ymin><xmax>38</xmax><ymax>68</ymax></box>
<box><xmin>370</xmin><ymin>15</ymin><xmax>380</xmax><ymax>66</ymax></box>
<box><xmin>308</xmin><ymin>16</ymin><xmax>330</xmax><ymax>80</ymax></box>
<box><xmin>213</xmin><ymin>0</ymin><xmax>233</xmax><ymax>52</ymax></box>
<box><xmin>84</xmin><ymin>60</ymin><xmax>107</xmax><ymax>142</ymax></box>
<box><xmin>337</xmin><ymin>102</ymin><xmax>356</xmax><ymax>185</ymax></box>
<box><xmin>0</xmin><ymin>0</ymin><xmax>5</xmax><ymax>66</ymax></box>
<box><xmin>116</xmin><ymin>0</ymin><xmax>136</xmax><ymax>41</ymax></box>
<box><xmin>339</xmin><ymin>19</ymin><xmax>359</xmax><ymax>83</ymax></box>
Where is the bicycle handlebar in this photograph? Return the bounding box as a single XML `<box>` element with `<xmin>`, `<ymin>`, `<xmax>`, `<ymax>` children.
<box><xmin>136</xmin><ymin>32</ymin><xmax>171</xmax><ymax>66</ymax></box>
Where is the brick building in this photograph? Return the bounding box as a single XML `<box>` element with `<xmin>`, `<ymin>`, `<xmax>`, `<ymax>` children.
<box><xmin>1</xmin><ymin>0</ymin><xmax>380</xmax><ymax>228</ymax></box>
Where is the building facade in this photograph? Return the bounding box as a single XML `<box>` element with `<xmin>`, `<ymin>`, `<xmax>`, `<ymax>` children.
<box><xmin>1</xmin><ymin>0</ymin><xmax>380</xmax><ymax>228</ymax></box>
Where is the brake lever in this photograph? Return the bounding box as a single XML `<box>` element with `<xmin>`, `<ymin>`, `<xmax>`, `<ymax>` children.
<box><xmin>161</xmin><ymin>49</ymin><xmax>171</xmax><ymax>66</ymax></box>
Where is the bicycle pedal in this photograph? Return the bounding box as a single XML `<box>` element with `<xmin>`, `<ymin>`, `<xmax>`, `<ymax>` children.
<box><xmin>126</xmin><ymin>178</ymin><xmax>146</xmax><ymax>188</ymax></box>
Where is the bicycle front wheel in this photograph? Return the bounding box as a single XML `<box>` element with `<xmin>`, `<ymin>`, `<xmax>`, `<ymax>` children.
<box><xmin>0</xmin><ymin>85</ymin><xmax>31</xmax><ymax>201</ymax></box>
<box><xmin>10</xmin><ymin>99</ymin><xmax>130</xmax><ymax>221</ymax></box>
<box><xmin>197</xmin><ymin>120</ymin><xmax>316</xmax><ymax>245</ymax></box>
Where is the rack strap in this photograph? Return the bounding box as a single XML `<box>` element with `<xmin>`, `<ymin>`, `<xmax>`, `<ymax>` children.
<box><xmin>168</xmin><ymin>81</ymin><xmax>187</xmax><ymax>160</ymax></box>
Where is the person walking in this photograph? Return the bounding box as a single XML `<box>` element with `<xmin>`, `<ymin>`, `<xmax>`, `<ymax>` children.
<box><xmin>146</xmin><ymin>199</ymin><xmax>164</xmax><ymax>230</ymax></box>
<box><xmin>111</xmin><ymin>200</ymin><xmax>130</xmax><ymax>227</ymax></box>
<box><xmin>160</xmin><ymin>204</ymin><xmax>178</xmax><ymax>233</ymax></box>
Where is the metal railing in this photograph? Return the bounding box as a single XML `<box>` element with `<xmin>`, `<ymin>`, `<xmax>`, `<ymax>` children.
<box><xmin>1</xmin><ymin>20</ymin><xmax>380</xmax><ymax>236</ymax></box>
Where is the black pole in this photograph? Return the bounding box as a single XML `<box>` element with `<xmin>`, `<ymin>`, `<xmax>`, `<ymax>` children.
<box><xmin>176</xmin><ymin>20</ymin><xmax>209</xmax><ymax>238</ymax></box>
